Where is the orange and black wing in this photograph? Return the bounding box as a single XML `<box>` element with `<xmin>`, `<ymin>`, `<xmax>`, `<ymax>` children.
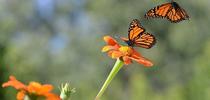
<box><xmin>128</xmin><ymin>19</ymin><xmax>145</xmax><ymax>41</ymax></box>
<box><xmin>145</xmin><ymin>1</ymin><xmax>189</xmax><ymax>23</ymax></box>
<box><xmin>121</xmin><ymin>19</ymin><xmax>156</xmax><ymax>48</ymax></box>
<box><xmin>134</xmin><ymin>32</ymin><xmax>156</xmax><ymax>49</ymax></box>
<box><xmin>166</xmin><ymin>2</ymin><xmax>189</xmax><ymax>23</ymax></box>
<box><xmin>145</xmin><ymin>2</ymin><xmax>172</xmax><ymax>18</ymax></box>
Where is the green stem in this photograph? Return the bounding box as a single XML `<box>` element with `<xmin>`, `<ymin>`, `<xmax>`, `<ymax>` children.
<box><xmin>95</xmin><ymin>58</ymin><xmax>124</xmax><ymax>100</ymax></box>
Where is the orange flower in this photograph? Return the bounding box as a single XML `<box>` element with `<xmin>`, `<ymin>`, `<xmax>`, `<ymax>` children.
<box><xmin>2</xmin><ymin>75</ymin><xmax>60</xmax><ymax>100</ymax></box>
<box><xmin>27</xmin><ymin>82</ymin><xmax>60</xmax><ymax>100</ymax></box>
<box><xmin>102</xmin><ymin>36</ymin><xmax>153</xmax><ymax>67</ymax></box>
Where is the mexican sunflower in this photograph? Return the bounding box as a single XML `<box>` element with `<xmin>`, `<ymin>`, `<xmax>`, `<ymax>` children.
<box><xmin>96</xmin><ymin>36</ymin><xmax>154</xmax><ymax>100</ymax></box>
<box><xmin>102</xmin><ymin>35</ymin><xmax>153</xmax><ymax>66</ymax></box>
<box><xmin>2</xmin><ymin>75</ymin><xmax>60</xmax><ymax>100</ymax></box>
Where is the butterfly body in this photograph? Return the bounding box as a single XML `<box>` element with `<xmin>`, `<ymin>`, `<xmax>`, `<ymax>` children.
<box><xmin>121</xmin><ymin>19</ymin><xmax>156</xmax><ymax>49</ymax></box>
<box><xmin>126</xmin><ymin>40</ymin><xmax>134</xmax><ymax>47</ymax></box>
<box><xmin>145</xmin><ymin>1</ymin><xmax>189</xmax><ymax>23</ymax></box>
<box><xmin>171</xmin><ymin>1</ymin><xmax>179</xmax><ymax>8</ymax></box>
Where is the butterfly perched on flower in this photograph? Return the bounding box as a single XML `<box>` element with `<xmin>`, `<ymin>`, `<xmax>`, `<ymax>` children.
<box><xmin>120</xmin><ymin>19</ymin><xmax>156</xmax><ymax>49</ymax></box>
<box><xmin>145</xmin><ymin>0</ymin><xmax>189</xmax><ymax>23</ymax></box>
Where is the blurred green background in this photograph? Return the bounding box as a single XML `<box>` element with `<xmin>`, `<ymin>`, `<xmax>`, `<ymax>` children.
<box><xmin>0</xmin><ymin>0</ymin><xmax>210</xmax><ymax>100</ymax></box>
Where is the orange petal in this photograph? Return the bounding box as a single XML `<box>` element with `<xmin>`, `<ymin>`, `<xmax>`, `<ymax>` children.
<box><xmin>17</xmin><ymin>90</ymin><xmax>26</xmax><ymax>100</ymax></box>
<box><xmin>103</xmin><ymin>36</ymin><xmax>118</xmax><ymax>46</ymax></box>
<box><xmin>45</xmin><ymin>93</ymin><xmax>61</xmax><ymax>100</ymax></box>
<box><xmin>27</xmin><ymin>82</ymin><xmax>42</xmax><ymax>94</ymax></box>
<box><xmin>102</xmin><ymin>46</ymin><xmax>112</xmax><ymax>52</ymax></box>
<box><xmin>132</xmin><ymin>48</ymin><xmax>142</xmax><ymax>57</ymax></box>
<box><xmin>102</xmin><ymin>45</ymin><xmax>118</xmax><ymax>52</ymax></box>
<box><xmin>129</xmin><ymin>56</ymin><xmax>153</xmax><ymax>67</ymax></box>
<box><xmin>2</xmin><ymin>75</ymin><xmax>27</xmax><ymax>90</ymax></box>
<box><xmin>107</xmin><ymin>51</ymin><xmax>114</xmax><ymax>57</ymax></box>
<box><xmin>27</xmin><ymin>82</ymin><xmax>53</xmax><ymax>95</ymax></box>
<box><xmin>111</xmin><ymin>51</ymin><xmax>123</xmax><ymax>59</ymax></box>
<box><xmin>122</xmin><ymin>56</ymin><xmax>132</xmax><ymax>65</ymax></box>
<box><xmin>39</xmin><ymin>84</ymin><xmax>53</xmax><ymax>94</ymax></box>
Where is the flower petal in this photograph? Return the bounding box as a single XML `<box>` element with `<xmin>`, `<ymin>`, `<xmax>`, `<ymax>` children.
<box><xmin>103</xmin><ymin>36</ymin><xmax>118</xmax><ymax>46</ymax></box>
<box><xmin>40</xmin><ymin>84</ymin><xmax>53</xmax><ymax>93</ymax></box>
<box><xmin>2</xmin><ymin>75</ymin><xmax>27</xmax><ymax>90</ymax></box>
<box><xmin>107</xmin><ymin>51</ymin><xmax>114</xmax><ymax>57</ymax></box>
<box><xmin>45</xmin><ymin>93</ymin><xmax>61</xmax><ymax>100</ymax></box>
<box><xmin>102</xmin><ymin>46</ymin><xmax>112</xmax><ymax>52</ymax></box>
<box><xmin>122</xmin><ymin>56</ymin><xmax>132</xmax><ymax>65</ymax></box>
<box><xmin>129</xmin><ymin>56</ymin><xmax>153</xmax><ymax>67</ymax></box>
<box><xmin>102</xmin><ymin>45</ymin><xmax>118</xmax><ymax>52</ymax></box>
<box><xmin>27</xmin><ymin>82</ymin><xmax>53</xmax><ymax>95</ymax></box>
<box><xmin>132</xmin><ymin>48</ymin><xmax>142</xmax><ymax>57</ymax></box>
<box><xmin>17</xmin><ymin>90</ymin><xmax>26</xmax><ymax>100</ymax></box>
<box><xmin>27</xmin><ymin>82</ymin><xmax>42</xmax><ymax>94</ymax></box>
<box><xmin>111</xmin><ymin>51</ymin><xmax>123</xmax><ymax>59</ymax></box>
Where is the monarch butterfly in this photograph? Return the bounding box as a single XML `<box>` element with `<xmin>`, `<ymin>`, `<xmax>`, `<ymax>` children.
<box><xmin>120</xmin><ymin>19</ymin><xmax>156</xmax><ymax>49</ymax></box>
<box><xmin>145</xmin><ymin>1</ymin><xmax>189</xmax><ymax>23</ymax></box>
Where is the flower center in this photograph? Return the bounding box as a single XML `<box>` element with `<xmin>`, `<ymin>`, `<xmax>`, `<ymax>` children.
<box><xmin>119</xmin><ymin>46</ymin><xmax>133</xmax><ymax>56</ymax></box>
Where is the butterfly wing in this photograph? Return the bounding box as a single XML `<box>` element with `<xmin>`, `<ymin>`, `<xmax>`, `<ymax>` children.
<box><xmin>133</xmin><ymin>32</ymin><xmax>156</xmax><ymax>49</ymax></box>
<box><xmin>145</xmin><ymin>1</ymin><xmax>189</xmax><ymax>23</ymax></box>
<box><xmin>128</xmin><ymin>19</ymin><xmax>145</xmax><ymax>41</ymax></box>
<box><xmin>166</xmin><ymin>2</ymin><xmax>189</xmax><ymax>23</ymax></box>
<box><xmin>145</xmin><ymin>2</ymin><xmax>172</xmax><ymax>18</ymax></box>
<box><xmin>121</xmin><ymin>19</ymin><xmax>156</xmax><ymax>49</ymax></box>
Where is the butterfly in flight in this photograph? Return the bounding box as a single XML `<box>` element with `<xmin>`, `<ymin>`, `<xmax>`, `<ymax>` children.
<box><xmin>120</xmin><ymin>19</ymin><xmax>156</xmax><ymax>49</ymax></box>
<box><xmin>145</xmin><ymin>0</ymin><xmax>189</xmax><ymax>23</ymax></box>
